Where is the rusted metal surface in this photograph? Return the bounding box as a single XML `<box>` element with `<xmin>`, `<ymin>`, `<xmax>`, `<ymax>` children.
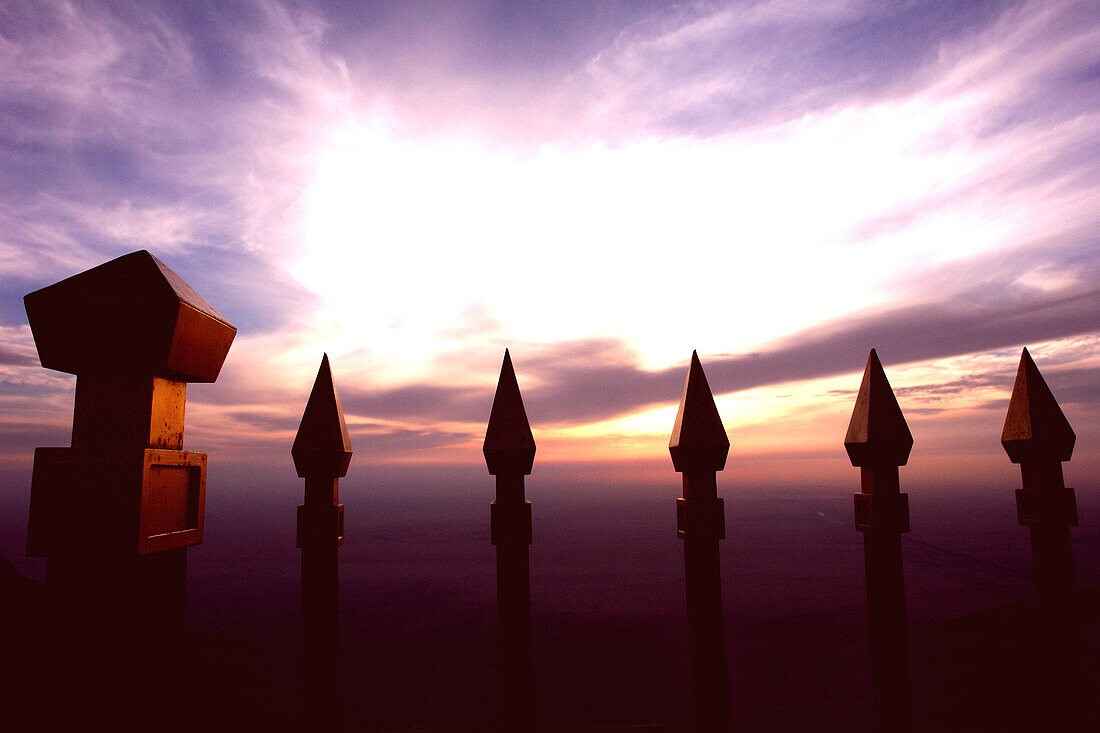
<box><xmin>294</xmin><ymin>354</ymin><xmax>352</xmax><ymax>731</ymax></box>
<box><xmin>484</xmin><ymin>349</ymin><xmax>536</xmax><ymax>476</ymax></box>
<box><xmin>997</xmin><ymin>348</ymin><xmax>1089</xmax><ymax>728</ymax></box>
<box><xmin>670</xmin><ymin>351</ymin><xmax>729</xmax><ymax>474</ymax></box>
<box><xmin>71</xmin><ymin>375</ymin><xmax>186</xmax><ymax>449</ymax></box>
<box><xmin>844</xmin><ymin>349</ymin><xmax>913</xmax><ymax>733</ymax></box>
<box><xmin>1001</xmin><ymin>349</ymin><xmax>1079</xmax><ymax>602</ymax></box>
<box><xmin>24</xmin><ymin>249</ymin><xmax>236</xmax><ymax>382</ymax></box>
<box><xmin>844</xmin><ymin>349</ymin><xmax>913</xmax><ymax>469</ymax></box>
<box><xmin>1002</xmin><ymin>348</ymin><xmax>1075</xmax><ymax>465</ymax></box>
<box><xmin>669</xmin><ymin>351</ymin><xmax>732</xmax><ymax>733</ymax></box>
<box><xmin>1000</xmin><ymin>349</ymin><xmax>1081</xmax><ymax>661</ymax></box>
<box><xmin>484</xmin><ymin>350</ymin><xmax>536</xmax><ymax>732</ymax></box>
<box><xmin>23</xmin><ymin>249</ymin><xmax>234</xmax><ymax>630</ymax></box>
<box><xmin>28</xmin><ymin>447</ymin><xmax>206</xmax><ymax>558</ymax></box>
<box><xmin>293</xmin><ymin>353</ymin><xmax>353</xmax><ymax>479</ymax></box>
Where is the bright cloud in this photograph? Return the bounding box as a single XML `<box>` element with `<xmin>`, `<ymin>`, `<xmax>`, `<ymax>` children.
<box><xmin>0</xmin><ymin>0</ymin><xmax>1098</xmax><ymax>489</ymax></box>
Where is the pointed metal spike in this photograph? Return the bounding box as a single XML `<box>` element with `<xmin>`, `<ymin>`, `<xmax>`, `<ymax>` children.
<box><xmin>484</xmin><ymin>350</ymin><xmax>536</xmax><ymax>475</ymax></box>
<box><xmin>292</xmin><ymin>354</ymin><xmax>353</xmax><ymax>478</ymax></box>
<box><xmin>844</xmin><ymin>349</ymin><xmax>913</xmax><ymax>467</ymax></box>
<box><xmin>1001</xmin><ymin>348</ymin><xmax>1075</xmax><ymax>464</ymax></box>
<box><xmin>669</xmin><ymin>351</ymin><xmax>729</xmax><ymax>473</ymax></box>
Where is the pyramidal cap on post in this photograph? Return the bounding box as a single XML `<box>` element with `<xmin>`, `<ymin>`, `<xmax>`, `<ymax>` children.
<box><xmin>483</xmin><ymin>349</ymin><xmax>536</xmax><ymax>476</ymax></box>
<box><xmin>669</xmin><ymin>350</ymin><xmax>729</xmax><ymax>473</ymax></box>
<box><xmin>23</xmin><ymin>249</ymin><xmax>236</xmax><ymax>382</ymax></box>
<box><xmin>292</xmin><ymin>354</ymin><xmax>353</xmax><ymax>478</ymax></box>
<box><xmin>24</xmin><ymin>250</ymin><xmax>234</xmax><ymax>562</ymax></box>
<box><xmin>845</xmin><ymin>349</ymin><xmax>913</xmax><ymax>468</ymax></box>
<box><xmin>1001</xmin><ymin>348</ymin><xmax>1075</xmax><ymax>464</ymax></box>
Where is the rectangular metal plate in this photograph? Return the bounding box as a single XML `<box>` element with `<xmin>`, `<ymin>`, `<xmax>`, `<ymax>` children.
<box><xmin>490</xmin><ymin>500</ymin><xmax>532</xmax><ymax>546</ymax></box>
<box><xmin>1015</xmin><ymin>487</ymin><xmax>1077</xmax><ymax>527</ymax></box>
<box><xmin>144</xmin><ymin>465</ymin><xmax>199</xmax><ymax>536</ymax></box>
<box><xmin>296</xmin><ymin>503</ymin><xmax>345</xmax><ymax>548</ymax></box>
<box><xmin>138</xmin><ymin>449</ymin><xmax>206</xmax><ymax>555</ymax></box>
<box><xmin>27</xmin><ymin>447</ymin><xmax>142</xmax><ymax>557</ymax></box>
<box><xmin>27</xmin><ymin>447</ymin><xmax>206</xmax><ymax>557</ymax></box>
<box><xmin>676</xmin><ymin>497</ymin><xmax>725</xmax><ymax>540</ymax></box>
<box><xmin>854</xmin><ymin>492</ymin><xmax>910</xmax><ymax>534</ymax></box>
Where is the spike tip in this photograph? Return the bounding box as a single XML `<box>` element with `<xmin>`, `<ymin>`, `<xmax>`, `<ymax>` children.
<box><xmin>292</xmin><ymin>354</ymin><xmax>353</xmax><ymax>478</ymax></box>
<box><xmin>1001</xmin><ymin>348</ymin><xmax>1075</xmax><ymax>464</ymax></box>
<box><xmin>844</xmin><ymin>349</ymin><xmax>913</xmax><ymax>467</ymax></box>
<box><xmin>484</xmin><ymin>350</ymin><xmax>536</xmax><ymax>475</ymax></box>
<box><xmin>669</xmin><ymin>351</ymin><xmax>729</xmax><ymax>472</ymax></box>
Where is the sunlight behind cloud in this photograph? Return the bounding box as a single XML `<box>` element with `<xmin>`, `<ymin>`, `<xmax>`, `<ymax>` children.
<box><xmin>292</xmin><ymin>89</ymin><xmax>1021</xmax><ymax>385</ymax></box>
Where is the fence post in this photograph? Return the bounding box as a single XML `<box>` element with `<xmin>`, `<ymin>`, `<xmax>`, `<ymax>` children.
<box><xmin>23</xmin><ymin>249</ymin><xmax>235</xmax><ymax>627</ymax></box>
<box><xmin>1001</xmin><ymin>348</ymin><xmax>1079</xmax><ymax>613</ymax></box>
<box><xmin>293</xmin><ymin>354</ymin><xmax>352</xmax><ymax>731</ymax></box>
<box><xmin>844</xmin><ymin>349</ymin><xmax>914</xmax><ymax>733</ymax></box>
<box><xmin>483</xmin><ymin>349</ymin><xmax>536</xmax><ymax>732</ymax></box>
<box><xmin>1000</xmin><ymin>346</ymin><xmax>1083</xmax><ymax>720</ymax></box>
<box><xmin>669</xmin><ymin>351</ymin><xmax>733</xmax><ymax>733</ymax></box>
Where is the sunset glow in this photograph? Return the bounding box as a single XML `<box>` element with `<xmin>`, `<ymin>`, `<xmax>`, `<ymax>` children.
<box><xmin>0</xmin><ymin>0</ymin><xmax>1097</xmax><ymax>494</ymax></box>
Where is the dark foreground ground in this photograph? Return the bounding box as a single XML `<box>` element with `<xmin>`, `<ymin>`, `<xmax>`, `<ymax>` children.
<box><xmin>1</xmin><ymin>483</ymin><xmax>1097</xmax><ymax>731</ymax></box>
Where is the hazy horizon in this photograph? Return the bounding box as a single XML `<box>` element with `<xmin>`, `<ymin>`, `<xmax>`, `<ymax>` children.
<box><xmin>3</xmin><ymin>476</ymin><xmax>1096</xmax><ymax>730</ymax></box>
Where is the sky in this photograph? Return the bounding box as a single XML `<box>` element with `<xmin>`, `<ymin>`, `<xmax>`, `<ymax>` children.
<box><xmin>2</xmin><ymin>0</ymin><xmax>1099</xmax><ymax>495</ymax></box>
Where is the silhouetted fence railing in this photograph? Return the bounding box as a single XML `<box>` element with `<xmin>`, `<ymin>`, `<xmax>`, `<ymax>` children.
<box><xmin>18</xmin><ymin>251</ymin><xmax>1089</xmax><ymax>732</ymax></box>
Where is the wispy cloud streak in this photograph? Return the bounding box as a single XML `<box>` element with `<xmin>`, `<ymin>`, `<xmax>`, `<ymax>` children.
<box><xmin>0</xmin><ymin>0</ymin><xmax>350</xmax><ymax>330</ymax></box>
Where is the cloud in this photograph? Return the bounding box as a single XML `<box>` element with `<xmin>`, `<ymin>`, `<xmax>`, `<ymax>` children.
<box><xmin>331</xmin><ymin>231</ymin><xmax>1100</xmax><ymax>427</ymax></box>
<box><xmin>348</xmin><ymin>426</ymin><xmax>479</xmax><ymax>456</ymax></box>
<box><xmin>1019</xmin><ymin>365</ymin><xmax>1100</xmax><ymax>407</ymax></box>
<box><xmin>0</xmin><ymin>325</ymin><xmax>38</xmax><ymax>367</ymax></box>
<box><xmin>224</xmin><ymin>408</ymin><xmax>297</xmax><ymax>434</ymax></box>
<box><xmin>0</xmin><ymin>346</ymin><xmax>36</xmax><ymax>367</ymax></box>
<box><xmin>560</xmin><ymin>0</ymin><xmax>1100</xmax><ymax>140</ymax></box>
<box><xmin>0</xmin><ymin>0</ymin><xmax>349</xmax><ymax>333</ymax></box>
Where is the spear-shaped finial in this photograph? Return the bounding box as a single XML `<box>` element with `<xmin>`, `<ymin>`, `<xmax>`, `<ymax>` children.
<box><xmin>484</xmin><ymin>349</ymin><xmax>536</xmax><ymax>731</ymax></box>
<box><xmin>845</xmin><ymin>348</ymin><xmax>913</xmax><ymax>468</ymax></box>
<box><xmin>669</xmin><ymin>351</ymin><xmax>733</xmax><ymax>732</ymax></box>
<box><xmin>998</xmin><ymin>348</ymin><xmax>1085</xmax><ymax>724</ymax></box>
<box><xmin>1002</xmin><ymin>347</ymin><xmax>1075</xmax><ymax>464</ymax></box>
<box><xmin>293</xmin><ymin>354</ymin><xmax>353</xmax><ymax>479</ymax></box>
<box><xmin>484</xmin><ymin>349</ymin><xmax>536</xmax><ymax>476</ymax></box>
<box><xmin>294</xmin><ymin>353</ymin><xmax>351</xmax><ymax>732</ymax></box>
<box><xmin>1000</xmin><ymin>347</ymin><xmax>1080</xmax><ymax>643</ymax></box>
<box><xmin>844</xmin><ymin>349</ymin><xmax>914</xmax><ymax>733</ymax></box>
<box><xmin>670</xmin><ymin>350</ymin><xmax>729</xmax><ymax>473</ymax></box>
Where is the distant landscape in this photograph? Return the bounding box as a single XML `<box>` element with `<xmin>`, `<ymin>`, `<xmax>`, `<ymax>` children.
<box><xmin>3</xmin><ymin>475</ymin><xmax>1096</xmax><ymax>730</ymax></box>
